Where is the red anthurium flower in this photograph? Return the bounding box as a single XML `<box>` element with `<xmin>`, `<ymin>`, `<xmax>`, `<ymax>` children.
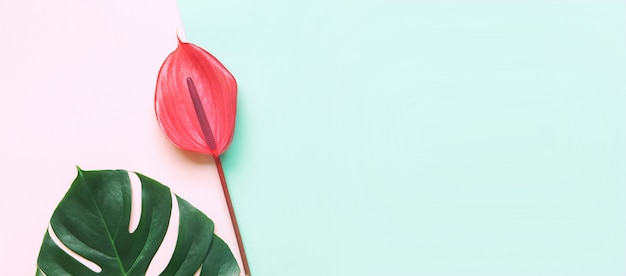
<box><xmin>155</xmin><ymin>38</ymin><xmax>237</xmax><ymax>158</ymax></box>
<box><xmin>154</xmin><ymin>37</ymin><xmax>250</xmax><ymax>275</ymax></box>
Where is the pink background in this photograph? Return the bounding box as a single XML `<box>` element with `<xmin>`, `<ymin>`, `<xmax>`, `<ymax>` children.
<box><xmin>0</xmin><ymin>0</ymin><xmax>243</xmax><ymax>274</ymax></box>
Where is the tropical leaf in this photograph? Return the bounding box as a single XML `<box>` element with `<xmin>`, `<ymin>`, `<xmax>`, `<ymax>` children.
<box><xmin>35</xmin><ymin>168</ymin><xmax>239</xmax><ymax>276</ymax></box>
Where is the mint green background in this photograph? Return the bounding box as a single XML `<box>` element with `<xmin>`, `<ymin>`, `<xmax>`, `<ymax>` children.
<box><xmin>179</xmin><ymin>1</ymin><xmax>626</xmax><ymax>275</ymax></box>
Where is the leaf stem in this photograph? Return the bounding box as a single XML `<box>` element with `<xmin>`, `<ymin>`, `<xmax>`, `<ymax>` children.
<box><xmin>214</xmin><ymin>156</ymin><xmax>250</xmax><ymax>276</ymax></box>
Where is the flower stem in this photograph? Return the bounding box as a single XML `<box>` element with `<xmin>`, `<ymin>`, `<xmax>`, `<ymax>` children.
<box><xmin>214</xmin><ymin>156</ymin><xmax>250</xmax><ymax>276</ymax></box>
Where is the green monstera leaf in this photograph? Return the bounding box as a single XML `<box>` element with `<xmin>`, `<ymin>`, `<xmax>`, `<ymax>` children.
<box><xmin>35</xmin><ymin>168</ymin><xmax>240</xmax><ymax>276</ymax></box>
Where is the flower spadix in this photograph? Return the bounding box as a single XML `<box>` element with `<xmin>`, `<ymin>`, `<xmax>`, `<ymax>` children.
<box><xmin>155</xmin><ymin>38</ymin><xmax>237</xmax><ymax>157</ymax></box>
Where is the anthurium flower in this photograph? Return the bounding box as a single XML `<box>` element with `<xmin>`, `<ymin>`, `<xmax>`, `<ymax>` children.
<box><xmin>154</xmin><ymin>37</ymin><xmax>250</xmax><ymax>276</ymax></box>
<box><xmin>155</xmin><ymin>38</ymin><xmax>237</xmax><ymax>157</ymax></box>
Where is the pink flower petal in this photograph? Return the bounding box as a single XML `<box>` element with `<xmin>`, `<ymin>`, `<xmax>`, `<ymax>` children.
<box><xmin>155</xmin><ymin>38</ymin><xmax>237</xmax><ymax>157</ymax></box>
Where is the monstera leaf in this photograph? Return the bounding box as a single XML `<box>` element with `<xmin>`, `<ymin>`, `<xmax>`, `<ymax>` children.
<box><xmin>35</xmin><ymin>168</ymin><xmax>240</xmax><ymax>276</ymax></box>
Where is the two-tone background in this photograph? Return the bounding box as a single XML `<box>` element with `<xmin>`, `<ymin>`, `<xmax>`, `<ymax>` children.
<box><xmin>1</xmin><ymin>0</ymin><xmax>625</xmax><ymax>275</ymax></box>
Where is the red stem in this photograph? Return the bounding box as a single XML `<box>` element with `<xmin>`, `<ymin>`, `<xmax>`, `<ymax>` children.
<box><xmin>214</xmin><ymin>156</ymin><xmax>250</xmax><ymax>276</ymax></box>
